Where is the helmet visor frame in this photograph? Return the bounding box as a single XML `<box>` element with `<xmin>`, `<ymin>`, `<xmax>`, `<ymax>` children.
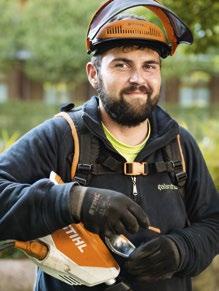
<box><xmin>87</xmin><ymin>0</ymin><xmax>193</xmax><ymax>55</ymax></box>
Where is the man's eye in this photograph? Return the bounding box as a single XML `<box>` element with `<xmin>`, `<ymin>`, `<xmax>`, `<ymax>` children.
<box><xmin>144</xmin><ymin>64</ymin><xmax>157</xmax><ymax>70</ymax></box>
<box><xmin>115</xmin><ymin>63</ymin><xmax>129</xmax><ymax>69</ymax></box>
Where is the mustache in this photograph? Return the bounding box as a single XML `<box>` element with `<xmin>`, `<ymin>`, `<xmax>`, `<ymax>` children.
<box><xmin>121</xmin><ymin>84</ymin><xmax>153</xmax><ymax>95</ymax></box>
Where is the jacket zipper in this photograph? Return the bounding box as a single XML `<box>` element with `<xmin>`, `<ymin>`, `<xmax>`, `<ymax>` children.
<box><xmin>131</xmin><ymin>176</ymin><xmax>138</xmax><ymax>197</ymax></box>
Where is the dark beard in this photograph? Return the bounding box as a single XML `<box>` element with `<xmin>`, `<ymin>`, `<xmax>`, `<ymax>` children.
<box><xmin>97</xmin><ymin>80</ymin><xmax>159</xmax><ymax>127</ymax></box>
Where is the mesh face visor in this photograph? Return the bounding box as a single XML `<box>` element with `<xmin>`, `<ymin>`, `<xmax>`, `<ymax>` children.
<box><xmin>87</xmin><ymin>0</ymin><xmax>193</xmax><ymax>57</ymax></box>
<box><xmin>92</xmin><ymin>18</ymin><xmax>172</xmax><ymax>58</ymax></box>
<box><xmin>96</xmin><ymin>19</ymin><xmax>167</xmax><ymax>44</ymax></box>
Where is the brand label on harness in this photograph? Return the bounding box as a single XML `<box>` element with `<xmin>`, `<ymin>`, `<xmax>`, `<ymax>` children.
<box><xmin>158</xmin><ymin>184</ymin><xmax>178</xmax><ymax>191</ymax></box>
<box><xmin>63</xmin><ymin>225</ymin><xmax>87</xmax><ymax>253</ymax></box>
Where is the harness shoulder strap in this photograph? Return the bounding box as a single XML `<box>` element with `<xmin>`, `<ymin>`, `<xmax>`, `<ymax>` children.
<box><xmin>55</xmin><ymin>103</ymin><xmax>100</xmax><ymax>185</ymax></box>
<box><xmin>163</xmin><ymin>134</ymin><xmax>190</xmax><ymax>226</ymax></box>
<box><xmin>70</xmin><ymin>110</ymin><xmax>100</xmax><ymax>185</ymax></box>
<box><xmin>162</xmin><ymin>134</ymin><xmax>187</xmax><ymax>189</ymax></box>
<box><xmin>55</xmin><ymin>111</ymin><xmax>79</xmax><ymax>180</ymax></box>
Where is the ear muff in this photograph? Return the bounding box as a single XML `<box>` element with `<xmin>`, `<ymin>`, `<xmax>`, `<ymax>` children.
<box><xmin>86</xmin><ymin>0</ymin><xmax>193</xmax><ymax>56</ymax></box>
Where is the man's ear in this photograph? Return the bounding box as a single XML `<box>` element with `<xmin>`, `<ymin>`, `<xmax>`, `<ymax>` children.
<box><xmin>86</xmin><ymin>62</ymin><xmax>98</xmax><ymax>89</ymax></box>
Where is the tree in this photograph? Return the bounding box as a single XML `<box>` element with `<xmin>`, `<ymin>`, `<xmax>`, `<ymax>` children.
<box><xmin>0</xmin><ymin>0</ymin><xmax>103</xmax><ymax>83</ymax></box>
<box><xmin>0</xmin><ymin>0</ymin><xmax>23</xmax><ymax>70</ymax></box>
<box><xmin>163</xmin><ymin>0</ymin><xmax>219</xmax><ymax>54</ymax></box>
<box><xmin>21</xmin><ymin>0</ymin><xmax>103</xmax><ymax>83</ymax></box>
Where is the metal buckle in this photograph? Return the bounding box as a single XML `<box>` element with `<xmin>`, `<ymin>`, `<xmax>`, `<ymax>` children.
<box><xmin>124</xmin><ymin>162</ymin><xmax>148</xmax><ymax>176</ymax></box>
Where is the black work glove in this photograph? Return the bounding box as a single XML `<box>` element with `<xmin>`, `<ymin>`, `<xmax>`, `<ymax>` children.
<box><xmin>125</xmin><ymin>236</ymin><xmax>181</xmax><ymax>282</ymax></box>
<box><xmin>70</xmin><ymin>185</ymin><xmax>149</xmax><ymax>236</ymax></box>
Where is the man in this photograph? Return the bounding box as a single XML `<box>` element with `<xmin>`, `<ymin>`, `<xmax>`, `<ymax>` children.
<box><xmin>0</xmin><ymin>1</ymin><xmax>218</xmax><ymax>291</ymax></box>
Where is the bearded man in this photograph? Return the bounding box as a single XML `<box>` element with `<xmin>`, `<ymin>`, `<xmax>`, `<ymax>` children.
<box><xmin>0</xmin><ymin>1</ymin><xmax>218</xmax><ymax>291</ymax></box>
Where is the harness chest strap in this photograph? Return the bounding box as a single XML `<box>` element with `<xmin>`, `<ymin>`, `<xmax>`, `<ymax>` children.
<box><xmin>55</xmin><ymin>111</ymin><xmax>186</xmax><ymax>188</ymax></box>
<box><xmin>123</xmin><ymin>159</ymin><xmax>184</xmax><ymax>176</ymax></box>
<box><xmin>76</xmin><ymin>157</ymin><xmax>186</xmax><ymax>189</ymax></box>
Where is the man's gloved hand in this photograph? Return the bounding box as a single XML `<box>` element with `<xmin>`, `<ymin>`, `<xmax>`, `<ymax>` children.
<box><xmin>70</xmin><ymin>185</ymin><xmax>149</xmax><ymax>236</ymax></box>
<box><xmin>125</xmin><ymin>236</ymin><xmax>181</xmax><ymax>282</ymax></box>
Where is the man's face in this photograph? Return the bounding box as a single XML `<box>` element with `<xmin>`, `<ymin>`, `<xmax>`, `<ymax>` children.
<box><xmin>88</xmin><ymin>46</ymin><xmax>161</xmax><ymax>126</ymax></box>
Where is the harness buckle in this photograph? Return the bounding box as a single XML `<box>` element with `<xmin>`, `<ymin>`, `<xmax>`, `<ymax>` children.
<box><xmin>74</xmin><ymin>176</ymin><xmax>87</xmax><ymax>186</ymax></box>
<box><xmin>78</xmin><ymin>164</ymin><xmax>93</xmax><ymax>172</ymax></box>
<box><xmin>124</xmin><ymin>162</ymin><xmax>148</xmax><ymax>176</ymax></box>
<box><xmin>170</xmin><ymin>160</ymin><xmax>182</xmax><ymax>171</ymax></box>
<box><xmin>175</xmin><ymin>172</ymin><xmax>187</xmax><ymax>187</ymax></box>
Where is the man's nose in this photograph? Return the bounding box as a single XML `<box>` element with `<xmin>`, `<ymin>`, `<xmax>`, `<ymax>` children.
<box><xmin>129</xmin><ymin>69</ymin><xmax>146</xmax><ymax>85</ymax></box>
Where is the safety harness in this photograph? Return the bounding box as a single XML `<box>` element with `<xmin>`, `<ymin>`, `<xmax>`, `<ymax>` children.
<box><xmin>55</xmin><ymin>104</ymin><xmax>187</xmax><ymax>196</ymax></box>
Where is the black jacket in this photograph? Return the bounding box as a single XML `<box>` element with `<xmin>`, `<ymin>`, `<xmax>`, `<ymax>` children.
<box><xmin>0</xmin><ymin>96</ymin><xmax>219</xmax><ymax>291</ymax></box>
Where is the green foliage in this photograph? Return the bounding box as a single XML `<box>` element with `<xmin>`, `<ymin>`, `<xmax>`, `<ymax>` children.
<box><xmin>0</xmin><ymin>0</ymin><xmax>94</xmax><ymax>80</ymax></box>
<box><xmin>0</xmin><ymin>130</ymin><xmax>20</xmax><ymax>153</ymax></box>
<box><xmin>162</xmin><ymin>0</ymin><xmax>219</xmax><ymax>55</ymax></box>
<box><xmin>21</xmin><ymin>0</ymin><xmax>103</xmax><ymax>82</ymax></box>
<box><xmin>199</xmin><ymin>120</ymin><xmax>219</xmax><ymax>189</ymax></box>
<box><xmin>0</xmin><ymin>0</ymin><xmax>103</xmax><ymax>82</ymax></box>
<box><xmin>0</xmin><ymin>0</ymin><xmax>22</xmax><ymax>70</ymax></box>
<box><xmin>0</xmin><ymin>100</ymin><xmax>59</xmax><ymax>136</ymax></box>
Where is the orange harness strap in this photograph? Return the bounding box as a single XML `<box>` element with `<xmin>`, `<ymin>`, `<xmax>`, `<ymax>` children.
<box><xmin>55</xmin><ymin>112</ymin><xmax>79</xmax><ymax>179</ymax></box>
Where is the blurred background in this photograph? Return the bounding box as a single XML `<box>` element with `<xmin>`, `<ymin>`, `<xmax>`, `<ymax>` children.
<box><xmin>0</xmin><ymin>0</ymin><xmax>218</xmax><ymax>290</ymax></box>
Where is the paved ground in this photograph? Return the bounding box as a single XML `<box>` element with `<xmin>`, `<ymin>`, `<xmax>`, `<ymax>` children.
<box><xmin>0</xmin><ymin>259</ymin><xmax>36</xmax><ymax>291</ymax></box>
